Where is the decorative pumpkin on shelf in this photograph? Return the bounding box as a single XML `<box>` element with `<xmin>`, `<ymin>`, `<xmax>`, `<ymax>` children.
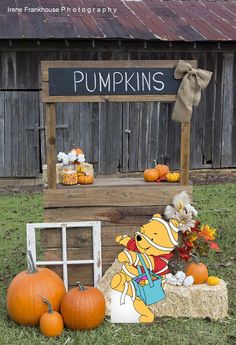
<box><xmin>40</xmin><ymin>296</ymin><xmax>64</xmax><ymax>337</ymax></box>
<box><xmin>155</xmin><ymin>164</ymin><xmax>169</xmax><ymax>178</ymax></box>
<box><xmin>71</xmin><ymin>146</ymin><xmax>84</xmax><ymax>156</ymax></box>
<box><xmin>6</xmin><ymin>251</ymin><xmax>66</xmax><ymax>326</ymax></box>
<box><xmin>77</xmin><ymin>173</ymin><xmax>94</xmax><ymax>185</ymax></box>
<box><xmin>184</xmin><ymin>261</ymin><xmax>208</xmax><ymax>284</ymax></box>
<box><xmin>153</xmin><ymin>156</ymin><xmax>169</xmax><ymax>178</ymax></box>
<box><xmin>143</xmin><ymin>168</ymin><xmax>159</xmax><ymax>182</ymax></box>
<box><xmin>60</xmin><ymin>281</ymin><xmax>106</xmax><ymax>330</ymax></box>
<box><xmin>206</xmin><ymin>276</ymin><xmax>220</xmax><ymax>286</ymax></box>
<box><xmin>166</xmin><ymin>172</ymin><xmax>181</xmax><ymax>182</ymax></box>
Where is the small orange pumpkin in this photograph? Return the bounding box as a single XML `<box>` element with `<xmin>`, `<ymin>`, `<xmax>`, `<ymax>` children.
<box><xmin>77</xmin><ymin>173</ymin><xmax>94</xmax><ymax>185</ymax></box>
<box><xmin>40</xmin><ymin>297</ymin><xmax>64</xmax><ymax>337</ymax></box>
<box><xmin>155</xmin><ymin>164</ymin><xmax>169</xmax><ymax>177</ymax></box>
<box><xmin>60</xmin><ymin>281</ymin><xmax>105</xmax><ymax>330</ymax></box>
<box><xmin>185</xmin><ymin>262</ymin><xmax>208</xmax><ymax>284</ymax></box>
<box><xmin>6</xmin><ymin>251</ymin><xmax>66</xmax><ymax>326</ymax></box>
<box><xmin>143</xmin><ymin>168</ymin><xmax>159</xmax><ymax>182</ymax></box>
<box><xmin>71</xmin><ymin>146</ymin><xmax>84</xmax><ymax>156</ymax></box>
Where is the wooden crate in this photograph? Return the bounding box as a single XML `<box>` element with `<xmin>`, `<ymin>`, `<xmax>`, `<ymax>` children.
<box><xmin>43</xmin><ymin>177</ymin><xmax>192</xmax><ymax>287</ymax></box>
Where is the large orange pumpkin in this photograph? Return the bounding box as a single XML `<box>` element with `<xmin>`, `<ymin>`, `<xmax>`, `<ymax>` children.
<box><xmin>143</xmin><ymin>168</ymin><xmax>159</xmax><ymax>182</ymax></box>
<box><xmin>40</xmin><ymin>297</ymin><xmax>64</xmax><ymax>337</ymax></box>
<box><xmin>60</xmin><ymin>282</ymin><xmax>105</xmax><ymax>330</ymax></box>
<box><xmin>185</xmin><ymin>262</ymin><xmax>208</xmax><ymax>284</ymax></box>
<box><xmin>6</xmin><ymin>251</ymin><xmax>66</xmax><ymax>326</ymax></box>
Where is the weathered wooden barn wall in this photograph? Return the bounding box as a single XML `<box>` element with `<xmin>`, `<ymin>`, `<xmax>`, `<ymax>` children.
<box><xmin>0</xmin><ymin>44</ymin><xmax>235</xmax><ymax>177</ymax></box>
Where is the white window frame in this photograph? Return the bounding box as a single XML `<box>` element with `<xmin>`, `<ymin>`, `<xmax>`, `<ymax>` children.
<box><xmin>26</xmin><ymin>221</ymin><xmax>102</xmax><ymax>291</ymax></box>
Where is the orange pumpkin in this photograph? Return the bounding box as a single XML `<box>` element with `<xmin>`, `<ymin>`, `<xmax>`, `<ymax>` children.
<box><xmin>71</xmin><ymin>147</ymin><xmax>84</xmax><ymax>156</ymax></box>
<box><xmin>143</xmin><ymin>168</ymin><xmax>159</xmax><ymax>182</ymax></box>
<box><xmin>155</xmin><ymin>164</ymin><xmax>169</xmax><ymax>177</ymax></box>
<box><xmin>185</xmin><ymin>262</ymin><xmax>208</xmax><ymax>284</ymax></box>
<box><xmin>77</xmin><ymin>173</ymin><xmax>94</xmax><ymax>185</ymax></box>
<box><xmin>60</xmin><ymin>282</ymin><xmax>105</xmax><ymax>330</ymax></box>
<box><xmin>40</xmin><ymin>297</ymin><xmax>64</xmax><ymax>337</ymax></box>
<box><xmin>6</xmin><ymin>251</ymin><xmax>66</xmax><ymax>326</ymax></box>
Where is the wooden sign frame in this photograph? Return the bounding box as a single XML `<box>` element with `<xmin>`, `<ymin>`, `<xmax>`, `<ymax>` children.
<box><xmin>41</xmin><ymin>60</ymin><xmax>197</xmax><ymax>189</ymax></box>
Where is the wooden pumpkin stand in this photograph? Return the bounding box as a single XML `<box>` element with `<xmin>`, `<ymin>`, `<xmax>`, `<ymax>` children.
<box><xmin>41</xmin><ymin>60</ymin><xmax>227</xmax><ymax>320</ymax></box>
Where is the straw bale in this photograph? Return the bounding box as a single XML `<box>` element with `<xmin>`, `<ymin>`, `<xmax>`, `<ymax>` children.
<box><xmin>97</xmin><ymin>260</ymin><xmax>228</xmax><ymax>320</ymax></box>
<box><xmin>42</xmin><ymin>163</ymin><xmax>63</xmax><ymax>185</ymax></box>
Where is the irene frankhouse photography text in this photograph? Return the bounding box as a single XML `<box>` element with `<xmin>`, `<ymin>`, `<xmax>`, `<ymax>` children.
<box><xmin>7</xmin><ymin>6</ymin><xmax>117</xmax><ymax>15</ymax></box>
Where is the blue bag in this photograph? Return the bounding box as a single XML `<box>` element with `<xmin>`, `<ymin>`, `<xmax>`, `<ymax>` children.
<box><xmin>132</xmin><ymin>253</ymin><xmax>166</xmax><ymax>305</ymax></box>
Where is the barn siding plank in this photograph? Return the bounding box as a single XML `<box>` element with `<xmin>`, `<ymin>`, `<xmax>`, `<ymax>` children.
<box><xmin>212</xmin><ymin>53</ymin><xmax>224</xmax><ymax>168</ymax></box>
<box><xmin>148</xmin><ymin>102</ymin><xmax>159</xmax><ymax>167</ymax></box>
<box><xmin>232</xmin><ymin>53</ymin><xmax>236</xmax><ymax>166</ymax></box>
<box><xmin>121</xmin><ymin>103</ymin><xmax>129</xmax><ymax>173</ymax></box>
<box><xmin>4</xmin><ymin>92</ymin><xmax>13</xmax><ymax>176</ymax></box>
<box><xmin>221</xmin><ymin>53</ymin><xmax>234</xmax><ymax>167</ymax></box>
<box><xmin>0</xmin><ymin>92</ymin><xmax>5</xmax><ymax>173</ymax></box>
<box><xmin>129</xmin><ymin>103</ymin><xmax>140</xmax><ymax>172</ymax></box>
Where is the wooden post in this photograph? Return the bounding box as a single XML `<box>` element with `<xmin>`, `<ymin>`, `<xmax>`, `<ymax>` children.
<box><xmin>180</xmin><ymin>122</ymin><xmax>190</xmax><ymax>185</ymax></box>
<box><xmin>46</xmin><ymin>103</ymin><xmax>57</xmax><ymax>189</ymax></box>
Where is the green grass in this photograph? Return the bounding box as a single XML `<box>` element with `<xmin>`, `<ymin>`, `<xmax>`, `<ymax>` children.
<box><xmin>0</xmin><ymin>184</ymin><xmax>235</xmax><ymax>345</ymax></box>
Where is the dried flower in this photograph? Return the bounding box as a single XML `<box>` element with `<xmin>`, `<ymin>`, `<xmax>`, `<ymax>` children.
<box><xmin>199</xmin><ymin>224</ymin><xmax>216</xmax><ymax>241</ymax></box>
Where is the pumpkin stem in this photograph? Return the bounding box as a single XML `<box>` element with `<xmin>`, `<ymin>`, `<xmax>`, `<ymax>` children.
<box><xmin>191</xmin><ymin>253</ymin><xmax>200</xmax><ymax>263</ymax></box>
<box><xmin>151</xmin><ymin>159</ymin><xmax>157</xmax><ymax>168</ymax></box>
<box><xmin>77</xmin><ymin>281</ymin><xmax>86</xmax><ymax>291</ymax></box>
<box><xmin>41</xmin><ymin>295</ymin><xmax>54</xmax><ymax>314</ymax></box>
<box><xmin>26</xmin><ymin>250</ymin><xmax>38</xmax><ymax>274</ymax></box>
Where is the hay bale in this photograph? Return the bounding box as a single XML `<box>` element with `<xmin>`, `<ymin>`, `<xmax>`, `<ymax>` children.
<box><xmin>42</xmin><ymin>163</ymin><xmax>63</xmax><ymax>185</ymax></box>
<box><xmin>80</xmin><ymin>162</ymin><xmax>94</xmax><ymax>176</ymax></box>
<box><xmin>97</xmin><ymin>260</ymin><xmax>228</xmax><ymax>320</ymax></box>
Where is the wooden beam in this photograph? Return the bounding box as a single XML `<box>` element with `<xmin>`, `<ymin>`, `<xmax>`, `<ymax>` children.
<box><xmin>180</xmin><ymin>122</ymin><xmax>190</xmax><ymax>185</ymax></box>
<box><xmin>46</xmin><ymin>103</ymin><xmax>57</xmax><ymax>189</ymax></box>
<box><xmin>43</xmin><ymin>184</ymin><xmax>193</xmax><ymax>208</ymax></box>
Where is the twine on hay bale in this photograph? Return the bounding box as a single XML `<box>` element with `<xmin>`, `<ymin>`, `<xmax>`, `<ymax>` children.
<box><xmin>97</xmin><ymin>260</ymin><xmax>228</xmax><ymax>320</ymax></box>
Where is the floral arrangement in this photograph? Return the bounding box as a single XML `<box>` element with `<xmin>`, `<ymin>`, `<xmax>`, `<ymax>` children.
<box><xmin>164</xmin><ymin>192</ymin><xmax>220</xmax><ymax>267</ymax></box>
<box><xmin>57</xmin><ymin>151</ymin><xmax>85</xmax><ymax>165</ymax></box>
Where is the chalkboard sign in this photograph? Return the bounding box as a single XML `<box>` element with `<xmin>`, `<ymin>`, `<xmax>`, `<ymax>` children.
<box><xmin>48</xmin><ymin>67</ymin><xmax>180</xmax><ymax>96</ymax></box>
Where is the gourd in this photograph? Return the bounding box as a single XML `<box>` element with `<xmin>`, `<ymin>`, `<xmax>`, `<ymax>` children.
<box><xmin>143</xmin><ymin>168</ymin><xmax>159</xmax><ymax>182</ymax></box>
<box><xmin>206</xmin><ymin>276</ymin><xmax>220</xmax><ymax>286</ymax></box>
<box><xmin>155</xmin><ymin>164</ymin><xmax>169</xmax><ymax>177</ymax></box>
<box><xmin>77</xmin><ymin>173</ymin><xmax>94</xmax><ymax>185</ymax></box>
<box><xmin>166</xmin><ymin>172</ymin><xmax>181</xmax><ymax>182</ymax></box>
<box><xmin>60</xmin><ymin>281</ymin><xmax>105</xmax><ymax>330</ymax></box>
<box><xmin>153</xmin><ymin>156</ymin><xmax>169</xmax><ymax>177</ymax></box>
<box><xmin>71</xmin><ymin>146</ymin><xmax>84</xmax><ymax>156</ymax></box>
<box><xmin>185</xmin><ymin>262</ymin><xmax>208</xmax><ymax>284</ymax></box>
<box><xmin>40</xmin><ymin>297</ymin><xmax>64</xmax><ymax>337</ymax></box>
<box><xmin>6</xmin><ymin>251</ymin><xmax>66</xmax><ymax>326</ymax></box>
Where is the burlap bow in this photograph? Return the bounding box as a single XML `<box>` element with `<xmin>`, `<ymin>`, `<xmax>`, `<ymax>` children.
<box><xmin>172</xmin><ymin>60</ymin><xmax>213</xmax><ymax>123</ymax></box>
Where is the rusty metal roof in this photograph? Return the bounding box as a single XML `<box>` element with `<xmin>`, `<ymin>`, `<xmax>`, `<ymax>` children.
<box><xmin>0</xmin><ymin>0</ymin><xmax>236</xmax><ymax>41</ymax></box>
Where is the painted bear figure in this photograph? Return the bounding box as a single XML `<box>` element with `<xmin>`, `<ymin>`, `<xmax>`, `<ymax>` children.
<box><xmin>110</xmin><ymin>214</ymin><xmax>180</xmax><ymax>323</ymax></box>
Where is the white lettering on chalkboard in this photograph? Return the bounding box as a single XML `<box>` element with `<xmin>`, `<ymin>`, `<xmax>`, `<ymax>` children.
<box><xmin>74</xmin><ymin>71</ymin><xmax>84</xmax><ymax>92</ymax></box>
<box><xmin>113</xmin><ymin>72</ymin><xmax>123</xmax><ymax>92</ymax></box>
<box><xmin>73</xmin><ymin>70</ymin><xmax>166</xmax><ymax>94</ymax></box>
<box><xmin>153</xmin><ymin>72</ymin><xmax>165</xmax><ymax>91</ymax></box>
<box><xmin>85</xmin><ymin>73</ymin><xmax>97</xmax><ymax>92</ymax></box>
<box><xmin>99</xmin><ymin>72</ymin><xmax>111</xmax><ymax>92</ymax></box>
